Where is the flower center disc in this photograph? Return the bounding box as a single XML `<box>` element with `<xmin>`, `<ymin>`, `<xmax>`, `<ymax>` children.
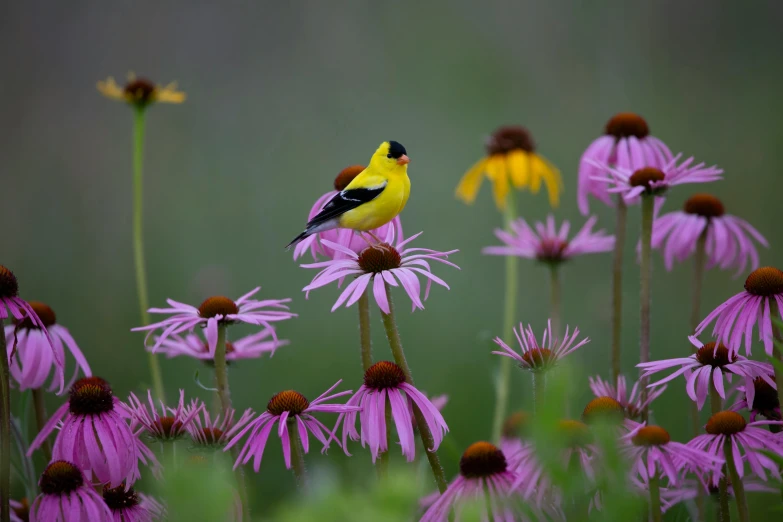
<box><xmin>604</xmin><ymin>113</ymin><xmax>649</xmax><ymax>139</ymax></box>
<box><xmin>0</xmin><ymin>265</ymin><xmax>19</xmax><ymax>299</ymax></box>
<box><xmin>751</xmin><ymin>377</ymin><xmax>779</xmax><ymax>415</ymax></box>
<box><xmin>537</xmin><ymin>239</ymin><xmax>569</xmax><ymax>263</ymax></box>
<box><xmin>695</xmin><ymin>342</ymin><xmax>735</xmax><ymax>367</ymax></box>
<box><xmin>683</xmin><ymin>193</ymin><xmax>725</xmax><ymax>218</ymax></box>
<box><xmin>267</xmin><ymin>390</ymin><xmax>310</xmax><ymax>416</ymax></box>
<box><xmin>16</xmin><ymin>301</ymin><xmax>57</xmax><ymax>330</ymax></box>
<box><xmin>39</xmin><ymin>461</ymin><xmax>83</xmax><ymax>494</ymax></box>
<box><xmin>200</xmin><ymin>427</ymin><xmax>225</xmax><ymax>444</ymax></box>
<box><xmin>705</xmin><ymin>411</ymin><xmax>747</xmax><ymax>435</ymax></box>
<box><xmin>502</xmin><ymin>411</ymin><xmax>530</xmax><ymax>439</ymax></box>
<box><xmin>197</xmin><ymin>296</ymin><xmax>239</xmax><ymax>319</ymax></box>
<box><xmin>521</xmin><ymin>347</ymin><xmax>554</xmax><ymax>369</ymax></box>
<box><xmin>103</xmin><ymin>484</ymin><xmax>140</xmax><ymax>511</ymax></box>
<box><xmin>357</xmin><ymin>244</ymin><xmax>402</xmax><ymax>273</ymax></box>
<box><xmin>364</xmin><ymin>361</ymin><xmax>406</xmax><ymax>390</ymax></box>
<box><xmin>558</xmin><ymin>420</ymin><xmax>592</xmax><ymax>447</ymax></box>
<box><xmin>486</xmin><ymin>126</ymin><xmax>535</xmax><ymax>155</ymax></box>
<box><xmin>628</xmin><ymin>167</ymin><xmax>665</xmax><ymax>189</ymax></box>
<box><xmin>123</xmin><ymin>78</ymin><xmax>156</xmax><ymax>104</ymax></box>
<box><xmin>69</xmin><ymin>376</ymin><xmax>114</xmax><ymax>415</ymax></box>
<box><xmin>155</xmin><ymin>416</ymin><xmax>183</xmax><ymax>438</ymax></box>
<box><xmin>632</xmin><ymin>425</ymin><xmax>671</xmax><ymax>446</ymax></box>
<box><xmin>744</xmin><ymin>267</ymin><xmax>783</xmax><ymax>297</ymax></box>
<box><xmin>582</xmin><ymin>397</ymin><xmax>625</xmax><ymax>424</ymax></box>
<box><xmin>459</xmin><ymin>441</ymin><xmax>508</xmax><ymax>478</ymax></box>
<box><xmin>334</xmin><ymin>165</ymin><xmax>366</xmax><ymax>191</ymax></box>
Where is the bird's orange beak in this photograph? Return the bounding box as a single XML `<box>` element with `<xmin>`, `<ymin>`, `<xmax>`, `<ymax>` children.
<box><xmin>397</xmin><ymin>154</ymin><xmax>410</xmax><ymax>165</ymax></box>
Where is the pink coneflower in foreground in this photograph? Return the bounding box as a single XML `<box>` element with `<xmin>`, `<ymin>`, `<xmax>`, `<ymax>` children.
<box><xmin>152</xmin><ymin>328</ymin><xmax>288</xmax><ymax>363</ymax></box>
<box><xmin>577</xmin><ymin>112</ymin><xmax>673</xmax><ymax>214</ymax></box>
<box><xmin>293</xmin><ymin>165</ymin><xmax>404</xmax><ymax>261</ymax></box>
<box><xmin>688</xmin><ymin>411</ymin><xmax>783</xmax><ymax>483</ymax></box>
<box><xmin>483</xmin><ymin>215</ymin><xmax>614</xmax><ymax>264</ymax></box>
<box><xmin>103</xmin><ymin>484</ymin><xmax>157</xmax><ymax>522</ymax></box>
<box><xmin>696</xmin><ymin>266</ymin><xmax>783</xmax><ymax>357</ymax></box>
<box><xmin>301</xmin><ymin>228</ymin><xmax>459</xmax><ymax>314</ymax></box>
<box><xmin>5</xmin><ymin>300</ymin><xmax>90</xmax><ymax>394</ymax></box>
<box><xmin>132</xmin><ymin>286</ymin><xmax>295</xmax><ymax>355</ymax></box>
<box><xmin>30</xmin><ymin>460</ymin><xmax>112</xmax><ymax>521</ymax></box>
<box><xmin>126</xmin><ymin>389</ymin><xmax>203</xmax><ymax>442</ymax></box>
<box><xmin>731</xmin><ymin>377</ymin><xmax>781</xmax><ymax>424</ymax></box>
<box><xmin>224</xmin><ymin>380</ymin><xmax>358</xmax><ymax>471</ymax></box>
<box><xmin>637</xmin><ymin>337</ymin><xmax>775</xmax><ymax>410</ymax></box>
<box><xmin>589</xmin><ymin>154</ymin><xmax>722</xmax><ymax>203</ymax></box>
<box><xmin>588</xmin><ymin>375</ymin><xmax>666</xmax><ymax>421</ymax></box>
<box><xmin>622</xmin><ymin>423</ymin><xmax>723</xmax><ymax>486</ymax></box>
<box><xmin>650</xmin><ymin>194</ymin><xmax>767</xmax><ymax>276</ymax></box>
<box><xmin>492</xmin><ymin>320</ymin><xmax>589</xmax><ymax>373</ymax></box>
<box><xmin>420</xmin><ymin>441</ymin><xmax>519</xmax><ymax>522</ymax></box>
<box><xmin>28</xmin><ymin>377</ymin><xmax>139</xmax><ymax>487</ymax></box>
<box><xmin>337</xmin><ymin>361</ymin><xmax>448</xmax><ymax>462</ymax></box>
<box><xmin>187</xmin><ymin>405</ymin><xmax>256</xmax><ymax>449</ymax></box>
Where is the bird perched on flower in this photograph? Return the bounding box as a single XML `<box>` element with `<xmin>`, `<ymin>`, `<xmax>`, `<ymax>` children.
<box><xmin>286</xmin><ymin>141</ymin><xmax>411</xmax><ymax>248</ymax></box>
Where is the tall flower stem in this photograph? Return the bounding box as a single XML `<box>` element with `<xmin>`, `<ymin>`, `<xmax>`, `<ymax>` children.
<box><xmin>548</xmin><ymin>265</ymin><xmax>562</xmax><ymax>339</ymax></box>
<box><xmin>358</xmin><ymin>291</ymin><xmax>373</xmax><ymax>372</ymax></box>
<box><xmin>288</xmin><ymin>418</ymin><xmax>308</xmax><ymax>490</ymax></box>
<box><xmin>724</xmin><ymin>440</ymin><xmax>750</xmax><ymax>522</ymax></box>
<box><xmin>0</xmin><ymin>318</ymin><xmax>10</xmax><ymax>522</ymax></box>
<box><xmin>531</xmin><ymin>372</ymin><xmax>546</xmax><ymax>415</ymax></box>
<box><xmin>31</xmin><ymin>388</ymin><xmax>51</xmax><ymax>460</ymax></box>
<box><xmin>491</xmin><ymin>195</ymin><xmax>518</xmax><ymax>443</ymax></box>
<box><xmin>689</xmin><ymin>232</ymin><xmax>707</xmax><ymax>522</ymax></box>
<box><xmin>381</xmin><ymin>283</ymin><xmax>448</xmax><ymax>494</ymax></box>
<box><xmin>712</xmin><ymin>382</ymin><xmax>730</xmax><ymax>522</ymax></box>
<box><xmin>648</xmin><ymin>473</ymin><xmax>663</xmax><ymax>522</ymax></box>
<box><xmin>638</xmin><ymin>196</ymin><xmax>654</xmax><ymax>423</ymax></box>
<box><xmin>770</xmin><ymin>302</ymin><xmax>783</xmax><ymax>414</ymax></box>
<box><xmin>610</xmin><ymin>197</ymin><xmax>627</xmax><ymax>382</ymax></box>
<box><xmin>132</xmin><ymin>106</ymin><xmax>165</xmax><ymax>401</ymax></box>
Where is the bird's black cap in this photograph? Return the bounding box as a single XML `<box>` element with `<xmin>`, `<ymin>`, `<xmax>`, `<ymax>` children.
<box><xmin>387</xmin><ymin>141</ymin><xmax>407</xmax><ymax>159</ymax></box>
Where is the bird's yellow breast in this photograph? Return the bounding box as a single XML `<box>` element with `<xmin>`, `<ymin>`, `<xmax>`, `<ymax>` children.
<box><xmin>339</xmin><ymin>174</ymin><xmax>410</xmax><ymax>231</ymax></box>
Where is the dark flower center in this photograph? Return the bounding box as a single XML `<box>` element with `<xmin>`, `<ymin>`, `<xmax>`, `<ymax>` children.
<box><xmin>695</xmin><ymin>342</ymin><xmax>736</xmax><ymax>368</ymax></box>
<box><xmin>267</xmin><ymin>390</ymin><xmax>310</xmax><ymax>416</ymax></box>
<box><xmin>558</xmin><ymin>420</ymin><xmax>592</xmax><ymax>447</ymax></box>
<box><xmin>103</xmin><ymin>484</ymin><xmax>140</xmax><ymax>511</ymax></box>
<box><xmin>744</xmin><ymin>267</ymin><xmax>783</xmax><ymax>297</ymax></box>
<box><xmin>123</xmin><ymin>78</ymin><xmax>156</xmax><ymax>105</ymax></box>
<box><xmin>536</xmin><ymin>239</ymin><xmax>569</xmax><ymax>263</ymax></box>
<box><xmin>357</xmin><ymin>244</ymin><xmax>401</xmax><ymax>273</ymax></box>
<box><xmin>485</xmin><ymin>126</ymin><xmax>535</xmax><ymax>155</ymax></box>
<box><xmin>632</xmin><ymin>425</ymin><xmax>671</xmax><ymax>446</ymax></box>
<box><xmin>706</xmin><ymin>411</ymin><xmax>746</xmax><ymax>435</ymax></box>
<box><xmin>69</xmin><ymin>376</ymin><xmax>114</xmax><ymax>415</ymax></box>
<box><xmin>154</xmin><ymin>416</ymin><xmax>183</xmax><ymax>439</ymax></box>
<box><xmin>683</xmin><ymin>194</ymin><xmax>725</xmax><ymax>218</ymax></box>
<box><xmin>582</xmin><ymin>397</ymin><xmax>625</xmax><ymax>424</ymax></box>
<box><xmin>604</xmin><ymin>113</ymin><xmax>650</xmax><ymax>139</ymax></box>
<box><xmin>15</xmin><ymin>301</ymin><xmax>57</xmax><ymax>330</ymax></box>
<box><xmin>520</xmin><ymin>348</ymin><xmax>554</xmax><ymax>369</ymax></box>
<box><xmin>628</xmin><ymin>167</ymin><xmax>666</xmax><ymax>190</ymax></box>
<box><xmin>40</xmin><ymin>461</ymin><xmax>83</xmax><ymax>494</ymax></box>
<box><xmin>750</xmin><ymin>377</ymin><xmax>779</xmax><ymax>415</ymax></box>
<box><xmin>0</xmin><ymin>265</ymin><xmax>19</xmax><ymax>299</ymax></box>
<box><xmin>364</xmin><ymin>361</ymin><xmax>406</xmax><ymax>390</ymax></box>
<box><xmin>11</xmin><ymin>498</ymin><xmax>28</xmax><ymax>521</ymax></box>
<box><xmin>334</xmin><ymin>165</ymin><xmax>365</xmax><ymax>191</ymax></box>
<box><xmin>198</xmin><ymin>296</ymin><xmax>239</xmax><ymax>319</ymax></box>
<box><xmin>200</xmin><ymin>427</ymin><xmax>225</xmax><ymax>444</ymax></box>
<box><xmin>502</xmin><ymin>411</ymin><xmax>530</xmax><ymax>439</ymax></box>
<box><xmin>459</xmin><ymin>441</ymin><xmax>508</xmax><ymax>478</ymax></box>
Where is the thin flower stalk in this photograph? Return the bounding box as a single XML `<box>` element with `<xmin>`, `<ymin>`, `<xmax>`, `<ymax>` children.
<box><xmin>214</xmin><ymin>324</ymin><xmax>231</xmax><ymax>414</ymax></box>
<box><xmin>724</xmin><ymin>439</ymin><xmax>750</xmax><ymax>522</ymax></box>
<box><xmin>611</xmin><ymin>197</ymin><xmax>627</xmax><ymax>381</ymax></box>
<box><xmin>358</xmin><ymin>291</ymin><xmax>372</xmax><ymax>372</ymax></box>
<box><xmin>639</xmin><ymin>195</ymin><xmax>654</xmax><ymax>422</ymax></box>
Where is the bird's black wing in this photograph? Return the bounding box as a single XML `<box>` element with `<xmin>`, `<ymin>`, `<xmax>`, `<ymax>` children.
<box><xmin>305</xmin><ymin>183</ymin><xmax>387</xmax><ymax>228</ymax></box>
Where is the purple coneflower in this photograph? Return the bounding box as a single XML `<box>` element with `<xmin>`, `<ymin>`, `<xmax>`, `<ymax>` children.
<box><xmin>337</xmin><ymin>361</ymin><xmax>448</xmax><ymax>462</ymax></box>
<box><xmin>293</xmin><ymin>165</ymin><xmax>404</xmax><ymax>261</ymax></box>
<box><xmin>420</xmin><ymin>441</ymin><xmax>519</xmax><ymax>522</ymax></box>
<box><xmin>187</xmin><ymin>405</ymin><xmax>256</xmax><ymax>449</ymax></box>
<box><xmin>126</xmin><ymin>389</ymin><xmax>202</xmax><ymax>442</ymax></box>
<box><xmin>650</xmin><ymin>194</ymin><xmax>767</xmax><ymax>276</ymax></box>
<box><xmin>10</xmin><ymin>499</ymin><xmax>28</xmax><ymax>522</ymax></box>
<box><xmin>483</xmin><ymin>215</ymin><xmax>614</xmax><ymax>263</ymax></box>
<box><xmin>103</xmin><ymin>484</ymin><xmax>157</xmax><ymax>522</ymax></box>
<box><xmin>637</xmin><ymin>337</ymin><xmax>775</xmax><ymax>410</ymax></box>
<box><xmin>301</xmin><ymin>228</ymin><xmax>458</xmax><ymax>314</ymax></box>
<box><xmin>5</xmin><ymin>301</ymin><xmax>90</xmax><ymax>394</ymax></box>
<box><xmin>224</xmin><ymin>380</ymin><xmax>358</xmax><ymax>471</ymax></box>
<box><xmin>28</xmin><ymin>377</ymin><xmax>139</xmax><ymax>487</ymax></box>
<box><xmin>731</xmin><ymin>376</ymin><xmax>780</xmax><ymax>425</ymax></box>
<box><xmin>152</xmin><ymin>328</ymin><xmax>288</xmax><ymax>363</ymax></box>
<box><xmin>132</xmin><ymin>286</ymin><xmax>295</xmax><ymax>355</ymax></box>
<box><xmin>129</xmin><ymin>418</ymin><xmax>162</xmax><ymax>480</ymax></box>
<box><xmin>588</xmin><ymin>375</ymin><xmax>665</xmax><ymax>421</ymax></box>
<box><xmin>696</xmin><ymin>266</ymin><xmax>783</xmax><ymax>357</ymax></box>
<box><xmin>492</xmin><ymin>320</ymin><xmax>589</xmax><ymax>373</ymax></box>
<box><xmin>577</xmin><ymin>112</ymin><xmax>673</xmax><ymax>214</ymax></box>
<box><xmin>30</xmin><ymin>460</ymin><xmax>112</xmax><ymax>521</ymax></box>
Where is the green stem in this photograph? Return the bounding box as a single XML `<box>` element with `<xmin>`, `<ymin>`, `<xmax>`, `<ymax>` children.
<box><xmin>133</xmin><ymin>106</ymin><xmax>165</xmax><ymax>401</ymax></box>
<box><xmin>288</xmin><ymin>419</ymin><xmax>308</xmax><ymax>490</ymax></box>
<box><xmin>611</xmin><ymin>197</ymin><xmax>627</xmax><ymax>382</ymax></box>
<box><xmin>377</xmin><ymin>396</ymin><xmax>392</xmax><ymax>480</ymax></box>
<box><xmin>532</xmin><ymin>371</ymin><xmax>546</xmax><ymax>415</ymax></box>
<box><xmin>648</xmin><ymin>474</ymin><xmax>663</xmax><ymax>522</ymax></box>
<box><xmin>770</xmin><ymin>301</ymin><xmax>783</xmax><ymax>417</ymax></box>
<box><xmin>639</xmin><ymin>195</ymin><xmax>654</xmax><ymax>423</ymax></box>
<box><xmin>380</xmin><ymin>283</ymin><xmax>448</xmax><ymax>494</ymax></box>
<box><xmin>724</xmin><ymin>440</ymin><xmax>750</xmax><ymax>522</ymax></box>
<box><xmin>214</xmin><ymin>324</ymin><xmax>232</xmax><ymax>414</ymax></box>
<box><xmin>358</xmin><ymin>291</ymin><xmax>373</xmax><ymax>372</ymax></box>
<box><xmin>690</xmin><ymin>232</ymin><xmax>707</xmax><ymax>522</ymax></box>
<box><xmin>549</xmin><ymin>265</ymin><xmax>561</xmax><ymax>340</ymax></box>
<box><xmin>31</xmin><ymin>388</ymin><xmax>51</xmax><ymax>461</ymax></box>
<box><xmin>0</xmin><ymin>318</ymin><xmax>9</xmax><ymax>522</ymax></box>
<box><xmin>712</xmin><ymin>381</ymin><xmax>730</xmax><ymax>522</ymax></box>
<box><xmin>491</xmin><ymin>194</ymin><xmax>518</xmax><ymax>443</ymax></box>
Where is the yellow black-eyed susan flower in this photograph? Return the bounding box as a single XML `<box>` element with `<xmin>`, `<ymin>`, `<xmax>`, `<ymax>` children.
<box><xmin>97</xmin><ymin>72</ymin><xmax>185</xmax><ymax>108</ymax></box>
<box><xmin>456</xmin><ymin>126</ymin><xmax>562</xmax><ymax>211</ymax></box>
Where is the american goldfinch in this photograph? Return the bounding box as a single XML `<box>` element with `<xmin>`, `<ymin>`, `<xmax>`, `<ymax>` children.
<box><xmin>286</xmin><ymin>141</ymin><xmax>411</xmax><ymax>248</ymax></box>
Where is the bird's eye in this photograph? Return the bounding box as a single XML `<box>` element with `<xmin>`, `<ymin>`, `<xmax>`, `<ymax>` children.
<box><xmin>387</xmin><ymin>153</ymin><xmax>392</xmax><ymax>158</ymax></box>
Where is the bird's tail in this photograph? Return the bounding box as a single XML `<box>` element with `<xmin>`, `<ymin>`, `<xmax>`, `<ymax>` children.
<box><xmin>285</xmin><ymin>230</ymin><xmax>311</xmax><ymax>250</ymax></box>
<box><xmin>284</xmin><ymin>219</ymin><xmax>339</xmax><ymax>250</ymax></box>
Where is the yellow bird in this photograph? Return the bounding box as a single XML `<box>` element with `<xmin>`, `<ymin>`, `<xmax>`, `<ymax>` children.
<box><xmin>286</xmin><ymin>141</ymin><xmax>411</xmax><ymax>248</ymax></box>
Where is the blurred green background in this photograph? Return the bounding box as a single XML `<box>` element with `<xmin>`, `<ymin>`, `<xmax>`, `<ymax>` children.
<box><xmin>2</xmin><ymin>1</ymin><xmax>782</xmax><ymax>518</ymax></box>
